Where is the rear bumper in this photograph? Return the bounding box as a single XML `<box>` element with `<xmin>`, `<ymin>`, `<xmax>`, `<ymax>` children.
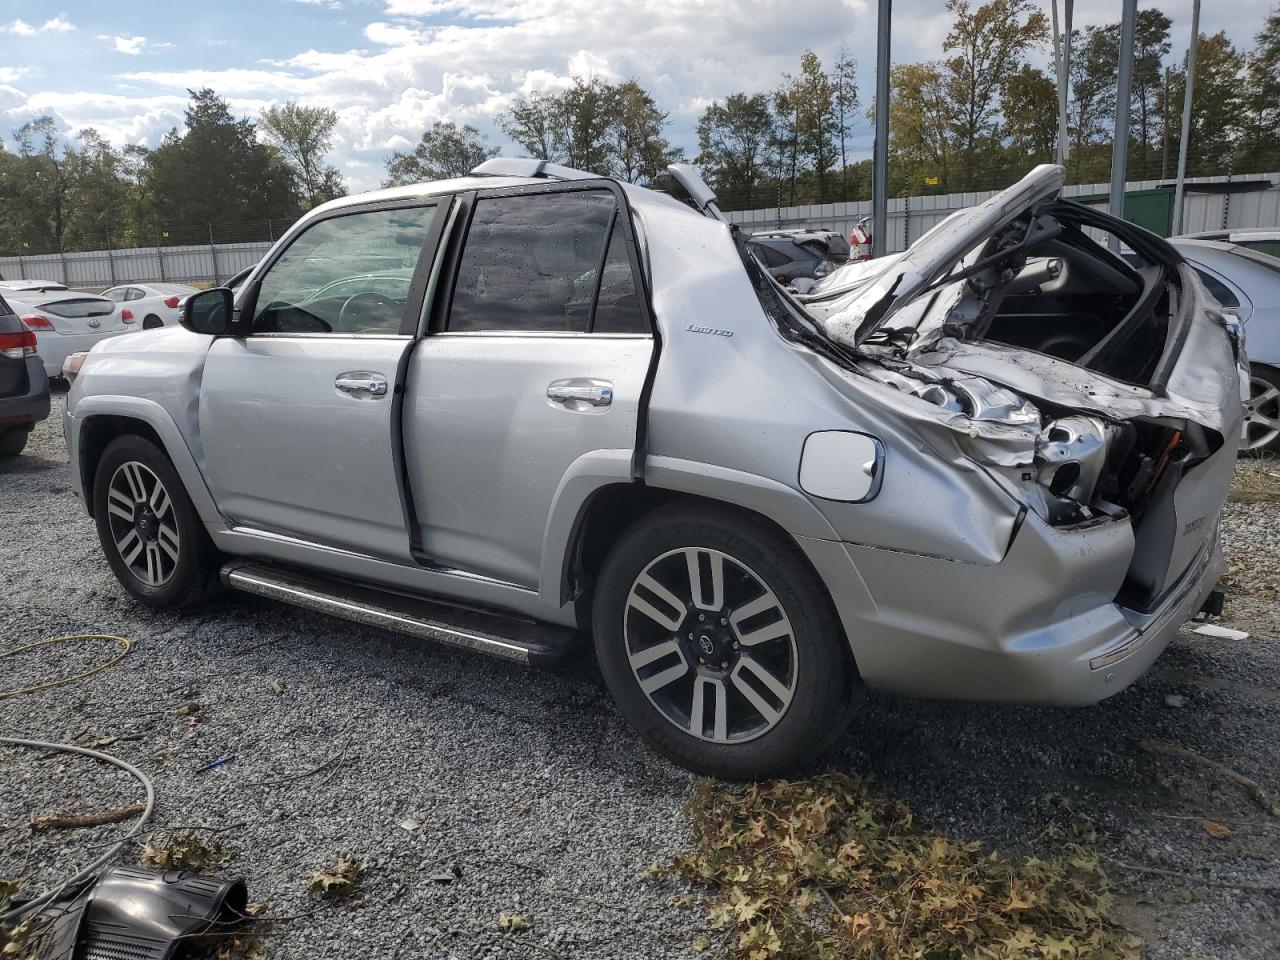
<box><xmin>0</xmin><ymin>356</ymin><xmax>51</xmax><ymax>429</ymax></box>
<box><xmin>797</xmin><ymin>511</ymin><xmax>1225</xmax><ymax>706</ymax></box>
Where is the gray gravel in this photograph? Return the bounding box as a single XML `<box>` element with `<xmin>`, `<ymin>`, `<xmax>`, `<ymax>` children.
<box><xmin>3</xmin><ymin>394</ymin><xmax>1278</xmax><ymax>959</ymax></box>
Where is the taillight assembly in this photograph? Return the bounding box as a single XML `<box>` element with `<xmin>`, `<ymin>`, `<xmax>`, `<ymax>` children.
<box><xmin>0</xmin><ymin>329</ymin><xmax>38</xmax><ymax>359</ymax></box>
<box><xmin>21</xmin><ymin>314</ymin><xmax>53</xmax><ymax>331</ymax></box>
<box><xmin>122</xmin><ymin>309</ymin><xmax>135</xmax><ymax>322</ymax></box>
<box><xmin>163</xmin><ymin>296</ymin><xmax>181</xmax><ymax>309</ymax></box>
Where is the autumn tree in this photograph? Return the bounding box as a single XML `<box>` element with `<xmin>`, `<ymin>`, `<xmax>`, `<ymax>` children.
<box><xmin>885</xmin><ymin>62</ymin><xmax>957</xmax><ymax>193</ymax></box>
<box><xmin>942</xmin><ymin>0</ymin><xmax>1048</xmax><ymax>188</ymax></box>
<box><xmin>260</xmin><ymin>102</ymin><xmax>345</xmax><ymax>207</ymax></box>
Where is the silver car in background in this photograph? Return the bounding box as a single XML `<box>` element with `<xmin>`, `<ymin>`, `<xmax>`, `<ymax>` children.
<box><xmin>1169</xmin><ymin>236</ymin><xmax>1280</xmax><ymax>453</ymax></box>
<box><xmin>63</xmin><ymin>161</ymin><xmax>1242</xmax><ymax>778</ymax></box>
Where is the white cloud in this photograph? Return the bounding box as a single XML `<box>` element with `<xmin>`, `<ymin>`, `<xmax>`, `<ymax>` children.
<box><xmin>0</xmin><ymin>67</ymin><xmax>34</xmax><ymax>84</ymax></box>
<box><xmin>4</xmin><ymin>14</ymin><xmax>76</xmax><ymax>36</ymax></box>
<box><xmin>100</xmin><ymin>35</ymin><xmax>149</xmax><ymax>56</ymax></box>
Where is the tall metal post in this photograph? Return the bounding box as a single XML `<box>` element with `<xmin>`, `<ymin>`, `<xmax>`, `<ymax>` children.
<box><xmin>872</xmin><ymin>0</ymin><xmax>892</xmax><ymax>257</ymax></box>
<box><xmin>1051</xmin><ymin>1</ymin><xmax>1070</xmax><ymax>165</ymax></box>
<box><xmin>1171</xmin><ymin>0</ymin><xmax>1201</xmax><ymax>236</ymax></box>
<box><xmin>1108</xmin><ymin>0</ymin><xmax>1138</xmax><ymax>252</ymax></box>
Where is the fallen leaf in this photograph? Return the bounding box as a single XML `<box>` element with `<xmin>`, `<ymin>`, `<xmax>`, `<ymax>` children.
<box><xmin>1200</xmin><ymin>819</ymin><xmax>1232</xmax><ymax>839</ymax></box>
<box><xmin>497</xmin><ymin>912</ymin><xmax>532</xmax><ymax>934</ymax></box>
<box><xmin>308</xmin><ymin>857</ymin><xmax>363</xmax><ymax>901</ymax></box>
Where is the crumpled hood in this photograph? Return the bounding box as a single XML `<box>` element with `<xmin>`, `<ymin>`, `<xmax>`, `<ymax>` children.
<box><xmin>798</xmin><ymin>164</ymin><xmax>1066</xmax><ymax>347</ymax></box>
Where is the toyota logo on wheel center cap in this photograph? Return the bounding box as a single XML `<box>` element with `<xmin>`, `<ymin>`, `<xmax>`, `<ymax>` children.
<box><xmin>697</xmin><ymin>634</ymin><xmax>716</xmax><ymax>656</ymax></box>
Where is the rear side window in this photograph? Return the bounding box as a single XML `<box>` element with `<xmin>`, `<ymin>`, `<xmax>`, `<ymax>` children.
<box><xmin>591</xmin><ymin>221</ymin><xmax>647</xmax><ymax>334</ymax></box>
<box><xmin>449</xmin><ymin>190</ymin><xmax>622</xmax><ymax>333</ymax></box>
<box><xmin>1194</xmin><ymin>268</ymin><xmax>1240</xmax><ymax>309</ymax></box>
<box><xmin>39</xmin><ymin>298</ymin><xmax>114</xmax><ymax>319</ymax></box>
<box><xmin>752</xmin><ymin>243</ymin><xmax>792</xmax><ymax>269</ymax></box>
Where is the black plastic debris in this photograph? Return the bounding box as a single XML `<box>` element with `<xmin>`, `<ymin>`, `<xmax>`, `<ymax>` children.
<box><xmin>35</xmin><ymin>865</ymin><xmax>246</xmax><ymax>960</ymax></box>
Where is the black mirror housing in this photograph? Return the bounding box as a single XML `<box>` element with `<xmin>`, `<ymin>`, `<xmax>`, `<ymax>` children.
<box><xmin>182</xmin><ymin>287</ymin><xmax>234</xmax><ymax>335</ymax></box>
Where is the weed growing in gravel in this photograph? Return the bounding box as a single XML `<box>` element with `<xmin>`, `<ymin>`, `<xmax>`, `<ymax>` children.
<box><xmin>668</xmin><ymin>774</ymin><xmax>1141</xmax><ymax>960</ymax></box>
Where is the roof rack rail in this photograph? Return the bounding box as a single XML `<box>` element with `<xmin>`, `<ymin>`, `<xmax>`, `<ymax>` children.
<box><xmin>470</xmin><ymin>157</ymin><xmax>602</xmax><ymax>181</ymax></box>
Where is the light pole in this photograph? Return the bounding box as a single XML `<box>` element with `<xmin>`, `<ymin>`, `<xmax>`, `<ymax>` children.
<box><xmin>872</xmin><ymin>0</ymin><xmax>891</xmax><ymax>257</ymax></box>
<box><xmin>1108</xmin><ymin>0</ymin><xmax>1138</xmax><ymax>252</ymax></box>
<box><xmin>1171</xmin><ymin>0</ymin><xmax>1201</xmax><ymax>236</ymax></box>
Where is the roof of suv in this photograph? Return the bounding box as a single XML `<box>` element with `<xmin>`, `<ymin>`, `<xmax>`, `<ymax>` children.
<box><xmin>306</xmin><ymin>158</ymin><xmax>699</xmax><ymax>227</ymax></box>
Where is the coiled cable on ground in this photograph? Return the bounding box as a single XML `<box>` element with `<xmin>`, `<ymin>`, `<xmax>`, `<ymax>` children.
<box><xmin>0</xmin><ymin>738</ymin><xmax>155</xmax><ymax>924</ymax></box>
<box><xmin>0</xmin><ymin>634</ymin><xmax>134</xmax><ymax>699</ymax></box>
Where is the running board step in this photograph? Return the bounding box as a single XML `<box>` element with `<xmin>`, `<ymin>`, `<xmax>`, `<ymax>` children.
<box><xmin>220</xmin><ymin>561</ymin><xmax>581</xmax><ymax>667</ymax></box>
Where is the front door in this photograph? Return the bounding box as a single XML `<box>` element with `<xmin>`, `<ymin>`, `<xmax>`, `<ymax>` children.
<box><xmin>404</xmin><ymin>185</ymin><xmax>655</xmax><ymax>588</ymax></box>
<box><xmin>199</xmin><ymin>201</ymin><xmax>443</xmax><ymax>562</ymax></box>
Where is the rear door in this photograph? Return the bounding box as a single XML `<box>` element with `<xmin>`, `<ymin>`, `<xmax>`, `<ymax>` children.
<box><xmin>198</xmin><ymin>200</ymin><xmax>446</xmax><ymax>561</ymax></box>
<box><xmin>404</xmin><ymin>183</ymin><xmax>655</xmax><ymax>588</ymax></box>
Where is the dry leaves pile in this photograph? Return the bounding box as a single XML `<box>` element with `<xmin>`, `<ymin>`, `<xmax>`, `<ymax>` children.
<box><xmin>141</xmin><ymin>832</ymin><xmax>231</xmax><ymax>873</ymax></box>
<box><xmin>669</xmin><ymin>775</ymin><xmax>1141</xmax><ymax>960</ymax></box>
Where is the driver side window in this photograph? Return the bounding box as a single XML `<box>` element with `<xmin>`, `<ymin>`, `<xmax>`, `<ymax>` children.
<box><xmin>252</xmin><ymin>204</ymin><xmax>437</xmax><ymax>335</ymax></box>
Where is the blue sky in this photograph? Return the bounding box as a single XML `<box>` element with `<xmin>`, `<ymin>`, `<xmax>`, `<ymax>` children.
<box><xmin>0</xmin><ymin>0</ymin><xmax>1273</xmax><ymax>192</ymax></box>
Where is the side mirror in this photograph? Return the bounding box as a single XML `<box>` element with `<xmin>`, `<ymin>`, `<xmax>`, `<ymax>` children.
<box><xmin>181</xmin><ymin>287</ymin><xmax>233</xmax><ymax>336</ymax></box>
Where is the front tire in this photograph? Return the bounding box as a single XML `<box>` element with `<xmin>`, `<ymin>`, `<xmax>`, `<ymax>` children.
<box><xmin>593</xmin><ymin>503</ymin><xmax>855</xmax><ymax>779</ymax></box>
<box><xmin>93</xmin><ymin>435</ymin><xmax>219</xmax><ymax>607</ymax></box>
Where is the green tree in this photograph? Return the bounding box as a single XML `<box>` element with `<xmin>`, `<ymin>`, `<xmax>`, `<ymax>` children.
<box><xmin>696</xmin><ymin>92</ymin><xmax>776</xmax><ymax>207</ymax></box>
<box><xmin>260</xmin><ymin>102</ymin><xmax>346</xmax><ymax>207</ymax></box>
<box><xmin>500</xmin><ymin>90</ymin><xmax>558</xmax><ymax>160</ymax></box>
<box><xmin>62</xmin><ymin>129</ymin><xmax>133</xmax><ymax>250</ymax></box>
<box><xmin>1165</xmin><ymin>32</ymin><xmax>1246</xmax><ymax>176</ymax></box>
<box><xmin>610</xmin><ymin>80</ymin><xmax>680</xmax><ymax>184</ymax></box>
<box><xmin>942</xmin><ymin>0</ymin><xmax>1048</xmax><ymax>189</ymax></box>
<box><xmin>830</xmin><ymin>45</ymin><xmax>859</xmax><ymax>195</ymax></box>
<box><xmin>1001</xmin><ymin>65</ymin><xmax>1058</xmax><ymax>164</ymax></box>
<box><xmin>11</xmin><ymin>116</ymin><xmax>70</xmax><ymax>249</ymax></box>
<box><xmin>794</xmin><ymin>51</ymin><xmax>839</xmax><ymax>200</ymax></box>
<box><xmin>145</xmin><ymin>89</ymin><xmax>300</xmax><ymax>231</ymax></box>
<box><xmin>1239</xmin><ymin>10</ymin><xmax>1280</xmax><ymax>170</ymax></box>
<box><xmin>554</xmin><ymin>77</ymin><xmax>619</xmax><ymax>174</ymax></box>
<box><xmin>383</xmin><ymin>120</ymin><xmax>496</xmax><ymax>186</ymax></box>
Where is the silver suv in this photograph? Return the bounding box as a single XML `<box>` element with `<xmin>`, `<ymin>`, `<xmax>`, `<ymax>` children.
<box><xmin>65</xmin><ymin>160</ymin><xmax>1243</xmax><ymax>779</ymax></box>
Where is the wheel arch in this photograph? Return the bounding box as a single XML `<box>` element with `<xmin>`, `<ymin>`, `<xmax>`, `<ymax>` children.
<box><xmin>74</xmin><ymin>397</ymin><xmax>221</xmax><ymax>524</ymax></box>
<box><xmin>548</xmin><ymin>454</ymin><xmax>869</xmax><ymax>678</ymax></box>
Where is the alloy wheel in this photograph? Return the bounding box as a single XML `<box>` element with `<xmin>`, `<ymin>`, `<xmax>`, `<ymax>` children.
<box><xmin>105</xmin><ymin>460</ymin><xmax>180</xmax><ymax>587</ymax></box>
<box><xmin>1243</xmin><ymin>373</ymin><xmax>1280</xmax><ymax>452</ymax></box>
<box><xmin>624</xmin><ymin>547</ymin><xmax>798</xmax><ymax>744</ymax></box>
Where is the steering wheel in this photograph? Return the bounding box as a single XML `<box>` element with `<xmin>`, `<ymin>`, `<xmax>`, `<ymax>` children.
<box><xmin>336</xmin><ymin>291</ymin><xmax>400</xmax><ymax>332</ymax></box>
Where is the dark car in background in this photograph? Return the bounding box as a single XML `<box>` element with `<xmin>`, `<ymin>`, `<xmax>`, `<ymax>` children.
<box><xmin>748</xmin><ymin>229</ymin><xmax>850</xmax><ymax>287</ymax></box>
<box><xmin>0</xmin><ymin>293</ymin><xmax>51</xmax><ymax>458</ymax></box>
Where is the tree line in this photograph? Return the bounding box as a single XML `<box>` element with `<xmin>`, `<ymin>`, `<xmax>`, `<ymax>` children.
<box><xmin>3</xmin><ymin>1</ymin><xmax>1279</xmax><ymax>257</ymax></box>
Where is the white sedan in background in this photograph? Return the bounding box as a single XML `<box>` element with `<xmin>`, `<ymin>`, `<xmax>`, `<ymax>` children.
<box><xmin>9</xmin><ymin>291</ymin><xmax>129</xmax><ymax>378</ymax></box>
<box><xmin>101</xmin><ymin>282</ymin><xmax>199</xmax><ymax>329</ymax></box>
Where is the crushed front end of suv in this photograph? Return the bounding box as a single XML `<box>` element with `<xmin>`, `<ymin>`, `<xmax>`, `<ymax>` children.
<box><xmin>63</xmin><ymin>160</ymin><xmax>1244</xmax><ymax>779</ymax></box>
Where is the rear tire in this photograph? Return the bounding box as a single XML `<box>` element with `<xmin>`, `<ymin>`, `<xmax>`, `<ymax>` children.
<box><xmin>593</xmin><ymin>502</ymin><xmax>856</xmax><ymax>780</ymax></box>
<box><xmin>0</xmin><ymin>428</ymin><xmax>29</xmax><ymax>458</ymax></box>
<box><xmin>1242</xmin><ymin>364</ymin><xmax>1280</xmax><ymax>455</ymax></box>
<box><xmin>142</xmin><ymin>314</ymin><xmax>163</xmax><ymax>330</ymax></box>
<box><xmin>93</xmin><ymin>434</ymin><xmax>219</xmax><ymax>608</ymax></box>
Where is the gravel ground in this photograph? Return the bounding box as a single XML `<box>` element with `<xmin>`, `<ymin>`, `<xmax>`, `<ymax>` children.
<box><xmin>2</xmin><ymin>394</ymin><xmax>1278</xmax><ymax>959</ymax></box>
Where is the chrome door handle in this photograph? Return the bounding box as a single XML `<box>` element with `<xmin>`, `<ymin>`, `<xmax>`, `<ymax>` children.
<box><xmin>547</xmin><ymin>379</ymin><xmax>613</xmax><ymax>407</ymax></box>
<box><xmin>335</xmin><ymin>372</ymin><xmax>388</xmax><ymax>397</ymax></box>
